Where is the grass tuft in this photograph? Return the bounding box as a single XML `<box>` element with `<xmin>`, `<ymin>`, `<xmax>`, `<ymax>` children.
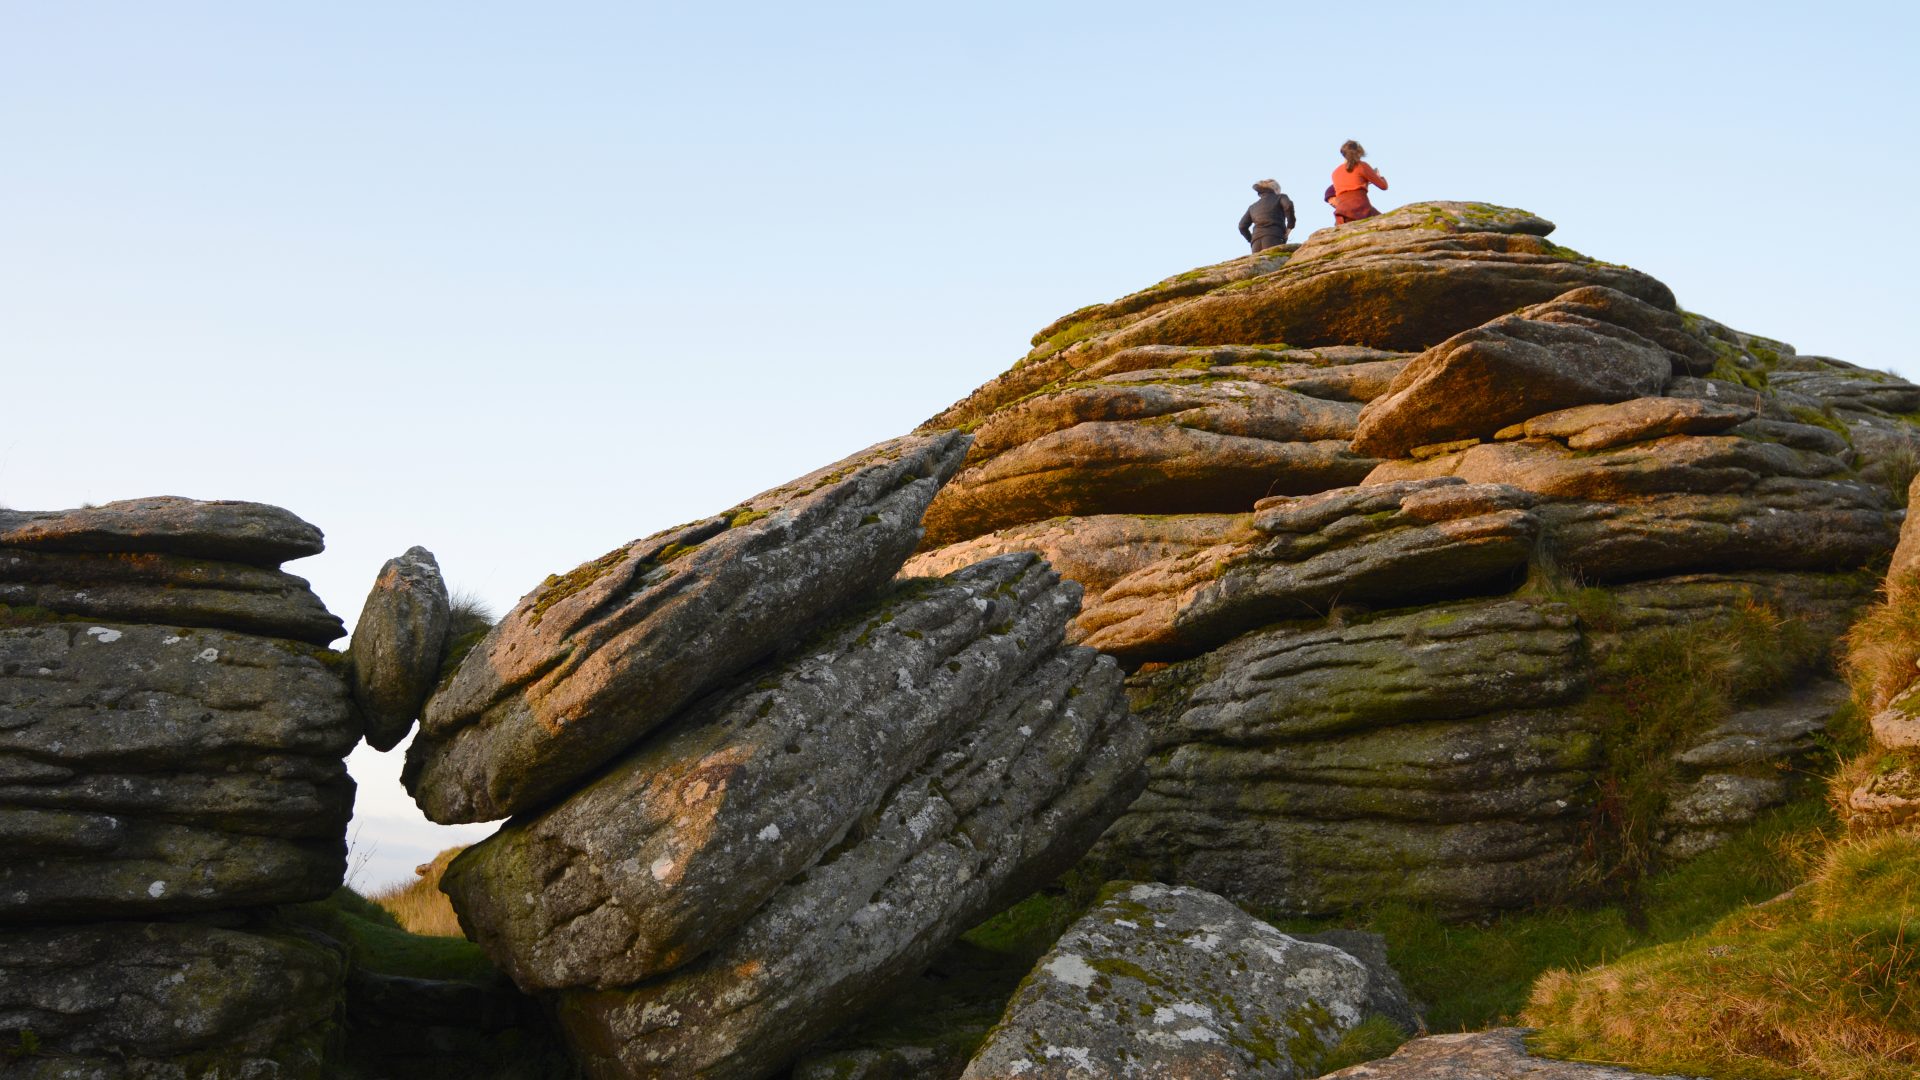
<box><xmin>368</xmin><ymin>846</ymin><xmax>468</xmax><ymax>938</ymax></box>
<box><xmin>1524</xmin><ymin>832</ymin><xmax>1920</xmax><ymax>1080</ymax></box>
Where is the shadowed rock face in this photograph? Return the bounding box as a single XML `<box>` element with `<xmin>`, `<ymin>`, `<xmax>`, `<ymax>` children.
<box><xmin>348</xmin><ymin>545</ymin><xmax>451</xmax><ymax>752</ymax></box>
<box><xmin>403</xmin><ymin>430</ymin><xmax>972</xmax><ymax>823</ymax></box>
<box><xmin>960</xmin><ymin>884</ymin><xmax>1402</xmax><ymax>1080</ymax></box>
<box><xmin>0</xmin><ymin>921</ymin><xmax>345</xmax><ymax>1078</ymax></box>
<box><xmin>0</xmin><ymin>548</ymin><xmax>345</xmax><ymax>645</ymax></box>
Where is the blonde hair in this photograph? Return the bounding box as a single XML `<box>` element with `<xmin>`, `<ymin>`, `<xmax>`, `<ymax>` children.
<box><xmin>1341</xmin><ymin>140</ymin><xmax>1365</xmax><ymax>173</ymax></box>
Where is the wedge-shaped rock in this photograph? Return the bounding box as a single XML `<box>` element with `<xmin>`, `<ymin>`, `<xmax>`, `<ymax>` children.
<box><xmin>0</xmin><ymin>496</ymin><xmax>325</xmax><ymax>567</ymax></box>
<box><xmin>1516</xmin><ymin>396</ymin><xmax>1754</xmax><ymax>451</ymax></box>
<box><xmin>1352</xmin><ymin>299</ymin><xmax>1675</xmax><ymax>458</ymax></box>
<box><xmin>0</xmin><ymin>623</ymin><xmax>356</xmax><ymax>919</ymax></box>
<box><xmin>551</xmin><ymin>640</ymin><xmax>1146</xmax><ymax>1079</ymax></box>
<box><xmin>442</xmin><ymin>554</ymin><xmax>1086</xmax><ymax>990</ymax></box>
<box><xmin>924</xmin><ymin>204</ymin><xmax>1674</xmax><ymax>434</ymax></box>
<box><xmin>904</xmin><ymin>513</ymin><xmax>1258</xmax><ymax>645</ymax></box>
<box><xmin>920</xmin><ymin>376</ymin><xmax>1373</xmax><ymax>547</ymax></box>
<box><xmin>1078</xmin><ymin>478</ymin><xmax>1539</xmax><ymax>663</ymax></box>
<box><xmin>348</xmin><ymin>546</ymin><xmax>452</xmax><ymax>752</ymax></box>
<box><xmin>0</xmin><ymin>547</ymin><xmax>344</xmax><ymax>644</ymax></box>
<box><xmin>405</xmin><ymin>431</ymin><xmax>971</xmax><ymax>823</ymax></box>
<box><xmin>0</xmin><ymin>921</ymin><xmax>343</xmax><ymax>1078</ymax></box>
<box><xmin>960</xmin><ymin>884</ymin><xmax>1390</xmax><ymax>1080</ymax></box>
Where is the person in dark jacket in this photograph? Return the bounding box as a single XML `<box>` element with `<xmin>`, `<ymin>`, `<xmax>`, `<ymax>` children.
<box><xmin>1238</xmin><ymin>179</ymin><xmax>1296</xmax><ymax>252</ymax></box>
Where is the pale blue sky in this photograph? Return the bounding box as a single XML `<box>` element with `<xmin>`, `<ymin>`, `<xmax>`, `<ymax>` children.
<box><xmin>5</xmin><ymin>2</ymin><xmax>1915</xmax><ymax>886</ymax></box>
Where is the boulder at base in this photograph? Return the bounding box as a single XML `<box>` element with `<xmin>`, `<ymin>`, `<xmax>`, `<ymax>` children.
<box><xmin>959</xmin><ymin>883</ymin><xmax>1407</xmax><ymax>1079</ymax></box>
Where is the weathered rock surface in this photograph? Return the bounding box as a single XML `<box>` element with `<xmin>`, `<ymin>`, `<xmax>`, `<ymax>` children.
<box><xmin>959</xmin><ymin>883</ymin><xmax>1395</xmax><ymax>1080</ymax></box>
<box><xmin>1099</xmin><ymin>598</ymin><xmax>1596</xmax><ymax>914</ymax></box>
<box><xmin>1076</xmin><ymin>478</ymin><xmax>1539</xmax><ymax>663</ymax></box>
<box><xmin>0</xmin><ymin>547</ymin><xmax>345</xmax><ymax>645</ymax></box>
<box><xmin>405</xmin><ymin>430</ymin><xmax>971</xmax><ymax>823</ymax></box>
<box><xmin>0</xmin><ymin>921</ymin><xmax>344</xmax><ymax>1078</ymax></box>
<box><xmin>921</xmin><ymin>376</ymin><xmax>1373</xmax><ymax>547</ymax></box>
<box><xmin>0</xmin><ymin>622</ymin><xmax>356</xmax><ymax>919</ymax></box>
<box><xmin>549</xmin><ymin>626</ymin><xmax>1145</xmax><ymax>1078</ymax></box>
<box><xmin>0</xmin><ymin>496</ymin><xmax>326</xmax><ymax>567</ymax></box>
<box><xmin>443</xmin><ymin>554</ymin><xmax>1090</xmax><ymax>990</ymax></box>
<box><xmin>349</xmin><ymin>545</ymin><xmax>452</xmax><ymax>752</ymax></box>
<box><xmin>1352</xmin><ymin>295</ymin><xmax>1677</xmax><ymax>458</ymax></box>
<box><xmin>1319</xmin><ymin>1028</ymin><xmax>1696</xmax><ymax>1078</ymax></box>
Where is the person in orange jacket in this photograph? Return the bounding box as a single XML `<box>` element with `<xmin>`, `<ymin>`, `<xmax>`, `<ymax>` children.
<box><xmin>1330</xmin><ymin>140</ymin><xmax>1387</xmax><ymax>224</ymax></box>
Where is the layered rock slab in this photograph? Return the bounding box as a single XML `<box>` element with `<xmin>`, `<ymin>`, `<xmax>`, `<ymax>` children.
<box><xmin>1077</xmin><ymin>478</ymin><xmax>1539</xmax><ymax>663</ymax></box>
<box><xmin>1098</xmin><ymin>598</ymin><xmax>1596</xmax><ymax>915</ymax></box>
<box><xmin>0</xmin><ymin>622</ymin><xmax>356</xmax><ymax>919</ymax></box>
<box><xmin>920</xmin><ymin>376</ymin><xmax>1374</xmax><ymax>548</ymax></box>
<box><xmin>0</xmin><ymin>496</ymin><xmax>325</xmax><ymax>567</ymax></box>
<box><xmin>443</xmin><ymin>554</ymin><xmax>1089</xmax><ymax>990</ymax></box>
<box><xmin>348</xmin><ymin>545</ymin><xmax>452</xmax><ymax>752</ymax></box>
<box><xmin>546</xmin><ymin>574</ymin><xmax>1146</xmax><ymax>1078</ymax></box>
<box><xmin>405</xmin><ymin>430</ymin><xmax>971</xmax><ymax>823</ymax></box>
<box><xmin>0</xmin><ymin>920</ymin><xmax>344</xmax><ymax>1078</ymax></box>
<box><xmin>959</xmin><ymin>883</ymin><xmax>1394</xmax><ymax>1080</ymax></box>
<box><xmin>0</xmin><ymin>548</ymin><xmax>344</xmax><ymax>645</ymax></box>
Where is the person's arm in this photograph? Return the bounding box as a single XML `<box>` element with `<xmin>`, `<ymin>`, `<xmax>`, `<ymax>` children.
<box><xmin>1282</xmin><ymin>195</ymin><xmax>1296</xmax><ymax>231</ymax></box>
<box><xmin>1239</xmin><ymin>209</ymin><xmax>1255</xmax><ymax>243</ymax></box>
<box><xmin>1368</xmin><ymin>163</ymin><xmax>1388</xmax><ymax>190</ymax></box>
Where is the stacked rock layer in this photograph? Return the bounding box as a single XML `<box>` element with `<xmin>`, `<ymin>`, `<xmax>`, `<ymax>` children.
<box><xmin>416</xmin><ymin>433</ymin><xmax>1149</xmax><ymax>1079</ymax></box>
<box><xmin>907</xmin><ymin>202</ymin><xmax>1916</xmax><ymax>916</ymax></box>
<box><xmin>0</xmin><ymin>498</ymin><xmax>358</xmax><ymax>1076</ymax></box>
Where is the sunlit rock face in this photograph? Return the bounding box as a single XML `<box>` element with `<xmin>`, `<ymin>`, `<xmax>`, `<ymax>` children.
<box><xmin>910</xmin><ymin>201</ymin><xmax>1915</xmax><ymax>919</ymax></box>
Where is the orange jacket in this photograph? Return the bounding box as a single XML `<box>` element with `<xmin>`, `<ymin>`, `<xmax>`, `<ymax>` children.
<box><xmin>1330</xmin><ymin>161</ymin><xmax>1386</xmax><ymax>216</ymax></box>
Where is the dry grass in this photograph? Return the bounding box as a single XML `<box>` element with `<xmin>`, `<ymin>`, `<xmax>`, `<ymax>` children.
<box><xmin>1524</xmin><ymin>832</ymin><xmax>1920</xmax><ymax>1080</ymax></box>
<box><xmin>368</xmin><ymin>845</ymin><xmax>468</xmax><ymax>938</ymax></box>
<box><xmin>1841</xmin><ymin>571</ymin><xmax>1920</xmax><ymax>717</ymax></box>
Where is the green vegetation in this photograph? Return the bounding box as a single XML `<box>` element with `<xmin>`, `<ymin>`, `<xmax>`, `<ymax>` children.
<box><xmin>1312</xmin><ymin>1016</ymin><xmax>1411</xmax><ymax>1072</ymax></box>
<box><xmin>526</xmin><ymin>543</ymin><xmax>631</xmax><ymax>626</ymax></box>
<box><xmin>1266</xmin><ymin>799</ymin><xmax>1834</xmax><ymax>1033</ymax></box>
<box><xmin>279</xmin><ymin>886</ymin><xmax>496</xmax><ymax>982</ymax></box>
<box><xmin>1525</xmin><ymin>831</ymin><xmax>1920</xmax><ymax>1080</ymax></box>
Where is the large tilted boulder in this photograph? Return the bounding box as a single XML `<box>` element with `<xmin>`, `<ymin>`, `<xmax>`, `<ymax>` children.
<box><xmin>534</xmin><ymin>557</ymin><xmax>1145</xmax><ymax>1079</ymax></box>
<box><xmin>0</xmin><ymin>921</ymin><xmax>345</xmax><ymax>1079</ymax></box>
<box><xmin>959</xmin><ymin>884</ymin><xmax>1409</xmax><ymax>1080</ymax></box>
<box><xmin>404</xmin><ymin>430</ymin><xmax>971</xmax><ymax>823</ymax></box>
<box><xmin>348</xmin><ymin>545</ymin><xmax>452</xmax><ymax>752</ymax></box>
<box><xmin>442</xmin><ymin>554</ymin><xmax>1095</xmax><ymax>990</ymax></box>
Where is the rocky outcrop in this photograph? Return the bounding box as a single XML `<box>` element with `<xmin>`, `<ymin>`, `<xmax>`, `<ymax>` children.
<box><xmin>1660</xmin><ymin>679</ymin><xmax>1846</xmax><ymax>857</ymax></box>
<box><xmin>348</xmin><ymin>545</ymin><xmax>452</xmax><ymax>752</ymax></box>
<box><xmin>404</xmin><ymin>430</ymin><xmax>972</xmax><ymax>823</ymax></box>
<box><xmin>1319</xmin><ymin>1028</ymin><xmax>1692</xmax><ymax>1078</ymax></box>
<box><xmin>0</xmin><ymin>497</ymin><xmax>326</xmax><ymax>566</ymax></box>
<box><xmin>0</xmin><ymin>921</ymin><xmax>345</xmax><ymax>1078</ymax></box>
<box><xmin>959</xmin><ymin>883</ymin><xmax>1409</xmax><ymax>1079</ymax></box>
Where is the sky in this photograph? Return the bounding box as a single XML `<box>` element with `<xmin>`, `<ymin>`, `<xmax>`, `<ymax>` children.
<box><xmin>4</xmin><ymin>2</ymin><xmax>1916</xmax><ymax>889</ymax></box>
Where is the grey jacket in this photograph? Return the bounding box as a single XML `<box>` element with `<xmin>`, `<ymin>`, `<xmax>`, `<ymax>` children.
<box><xmin>1238</xmin><ymin>191</ymin><xmax>1297</xmax><ymax>251</ymax></box>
